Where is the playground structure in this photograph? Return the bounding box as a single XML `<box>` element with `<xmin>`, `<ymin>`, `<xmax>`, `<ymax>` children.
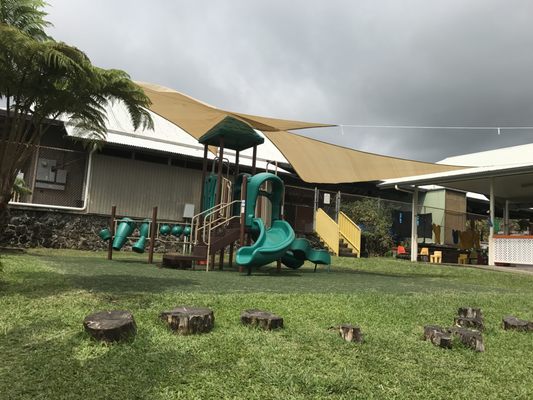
<box><xmin>99</xmin><ymin>205</ymin><xmax>194</xmax><ymax>264</ymax></box>
<box><xmin>98</xmin><ymin>116</ymin><xmax>331</xmax><ymax>272</ymax></box>
<box><xmin>163</xmin><ymin>116</ymin><xmax>331</xmax><ymax>272</ymax></box>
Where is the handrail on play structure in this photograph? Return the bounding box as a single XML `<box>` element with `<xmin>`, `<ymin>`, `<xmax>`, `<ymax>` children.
<box><xmin>195</xmin><ymin>199</ymin><xmax>241</xmax><ymax>244</ymax></box>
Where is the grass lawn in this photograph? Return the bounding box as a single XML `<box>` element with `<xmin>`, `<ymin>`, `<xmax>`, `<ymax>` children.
<box><xmin>1</xmin><ymin>249</ymin><xmax>532</xmax><ymax>399</ymax></box>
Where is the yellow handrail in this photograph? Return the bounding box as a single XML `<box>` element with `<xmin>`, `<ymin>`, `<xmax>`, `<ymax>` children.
<box><xmin>338</xmin><ymin>211</ymin><xmax>361</xmax><ymax>257</ymax></box>
<box><xmin>315</xmin><ymin>208</ymin><xmax>339</xmax><ymax>256</ymax></box>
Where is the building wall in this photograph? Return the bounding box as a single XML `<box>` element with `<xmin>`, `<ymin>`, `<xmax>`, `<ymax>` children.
<box><xmin>421</xmin><ymin>190</ymin><xmax>445</xmax><ymax>244</ymax></box>
<box><xmin>444</xmin><ymin>190</ymin><xmax>467</xmax><ymax>244</ymax></box>
<box><xmin>29</xmin><ymin>146</ymin><xmax>88</xmax><ymax>207</ymax></box>
<box><xmin>88</xmin><ymin>154</ymin><xmax>202</xmax><ymax>221</ymax></box>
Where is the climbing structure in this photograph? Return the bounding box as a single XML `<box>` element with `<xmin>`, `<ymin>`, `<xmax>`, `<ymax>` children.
<box><xmin>162</xmin><ymin>116</ymin><xmax>330</xmax><ymax>272</ymax></box>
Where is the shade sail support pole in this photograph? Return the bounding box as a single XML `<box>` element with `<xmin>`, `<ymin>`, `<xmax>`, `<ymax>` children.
<box><xmin>410</xmin><ymin>187</ymin><xmax>419</xmax><ymax>262</ymax></box>
<box><xmin>488</xmin><ymin>178</ymin><xmax>495</xmax><ymax>266</ymax></box>
<box><xmin>215</xmin><ymin>137</ymin><xmax>224</xmax><ymax>206</ymax></box>
<box><xmin>199</xmin><ymin>144</ymin><xmax>209</xmax><ymax>214</ymax></box>
<box><xmin>504</xmin><ymin>199</ymin><xmax>509</xmax><ymax>235</ymax></box>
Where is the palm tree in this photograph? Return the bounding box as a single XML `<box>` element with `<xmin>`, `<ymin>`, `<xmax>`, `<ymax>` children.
<box><xmin>0</xmin><ymin>2</ymin><xmax>153</xmax><ymax>231</ymax></box>
<box><xmin>0</xmin><ymin>0</ymin><xmax>51</xmax><ymax>39</ymax></box>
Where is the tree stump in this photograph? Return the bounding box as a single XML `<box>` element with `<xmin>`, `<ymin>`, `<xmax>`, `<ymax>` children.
<box><xmin>423</xmin><ymin>325</ymin><xmax>484</xmax><ymax>351</ymax></box>
<box><xmin>454</xmin><ymin>316</ymin><xmax>484</xmax><ymax>331</ymax></box>
<box><xmin>457</xmin><ymin>307</ymin><xmax>483</xmax><ymax>319</ymax></box>
<box><xmin>502</xmin><ymin>316</ymin><xmax>533</xmax><ymax>332</ymax></box>
<box><xmin>337</xmin><ymin>324</ymin><xmax>364</xmax><ymax>343</ymax></box>
<box><xmin>159</xmin><ymin>306</ymin><xmax>214</xmax><ymax>335</ymax></box>
<box><xmin>83</xmin><ymin>310</ymin><xmax>136</xmax><ymax>342</ymax></box>
<box><xmin>455</xmin><ymin>307</ymin><xmax>484</xmax><ymax>331</ymax></box>
<box><xmin>449</xmin><ymin>327</ymin><xmax>485</xmax><ymax>352</ymax></box>
<box><xmin>423</xmin><ymin>325</ymin><xmax>452</xmax><ymax>349</ymax></box>
<box><xmin>241</xmin><ymin>309</ymin><xmax>283</xmax><ymax>330</ymax></box>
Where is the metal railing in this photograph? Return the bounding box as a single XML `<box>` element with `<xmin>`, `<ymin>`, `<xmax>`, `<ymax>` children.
<box><xmin>338</xmin><ymin>211</ymin><xmax>361</xmax><ymax>257</ymax></box>
<box><xmin>204</xmin><ymin>205</ymin><xmax>242</xmax><ymax>272</ymax></box>
<box><xmin>190</xmin><ymin>199</ymin><xmax>242</xmax><ymax>271</ymax></box>
<box><xmin>197</xmin><ymin>200</ymin><xmax>241</xmax><ymax>244</ymax></box>
<box><xmin>191</xmin><ymin>176</ymin><xmax>233</xmax><ymax>244</ymax></box>
<box><xmin>315</xmin><ymin>208</ymin><xmax>339</xmax><ymax>256</ymax></box>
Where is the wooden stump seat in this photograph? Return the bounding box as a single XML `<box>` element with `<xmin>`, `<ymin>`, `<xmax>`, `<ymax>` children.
<box><xmin>241</xmin><ymin>309</ymin><xmax>284</xmax><ymax>330</ymax></box>
<box><xmin>83</xmin><ymin>310</ymin><xmax>137</xmax><ymax>342</ymax></box>
<box><xmin>160</xmin><ymin>306</ymin><xmax>214</xmax><ymax>335</ymax></box>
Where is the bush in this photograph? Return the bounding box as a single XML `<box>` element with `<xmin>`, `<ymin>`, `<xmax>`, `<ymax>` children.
<box><xmin>341</xmin><ymin>198</ymin><xmax>394</xmax><ymax>256</ymax></box>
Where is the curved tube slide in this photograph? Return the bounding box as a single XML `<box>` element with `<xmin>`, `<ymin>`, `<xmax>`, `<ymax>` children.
<box><xmin>236</xmin><ymin>218</ymin><xmax>295</xmax><ymax>268</ymax></box>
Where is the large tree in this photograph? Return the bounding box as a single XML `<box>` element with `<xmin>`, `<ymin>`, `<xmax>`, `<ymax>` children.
<box><xmin>0</xmin><ymin>1</ymin><xmax>153</xmax><ymax>229</ymax></box>
<box><xmin>0</xmin><ymin>0</ymin><xmax>51</xmax><ymax>39</ymax></box>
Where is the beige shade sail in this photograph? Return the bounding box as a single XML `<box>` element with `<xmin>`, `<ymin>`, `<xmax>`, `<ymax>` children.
<box><xmin>136</xmin><ymin>81</ymin><xmax>335</xmax><ymax>139</ymax></box>
<box><xmin>137</xmin><ymin>81</ymin><xmax>463</xmax><ymax>183</ymax></box>
<box><xmin>264</xmin><ymin>131</ymin><xmax>464</xmax><ymax>183</ymax></box>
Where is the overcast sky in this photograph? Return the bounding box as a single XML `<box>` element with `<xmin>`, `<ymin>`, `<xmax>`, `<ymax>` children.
<box><xmin>45</xmin><ymin>0</ymin><xmax>533</xmax><ymax>162</ymax></box>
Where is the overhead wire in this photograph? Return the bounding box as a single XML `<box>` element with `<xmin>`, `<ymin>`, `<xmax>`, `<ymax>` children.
<box><xmin>335</xmin><ymin>124</ymin><xmax>533</xmax><ymax>135</ymax></box>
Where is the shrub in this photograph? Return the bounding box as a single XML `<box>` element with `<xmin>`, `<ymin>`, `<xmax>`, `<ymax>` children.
<box><xmin>342</xmin><ymin>198</ymin><xmax>394</xmax><ymax>256</ymax></box>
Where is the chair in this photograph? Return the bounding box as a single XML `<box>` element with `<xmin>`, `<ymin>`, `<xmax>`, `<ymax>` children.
<box><xmin>430</xmin><ymin>251</ymin><xmax>442</xmax><ymax>263</ymax></box>
<box><xmin>418</xmin><ymin>247</ymin><xmax>429</xmax><ymax>262</ymax></box>
<box><xmin>457</xmin><ymin>254</ymin><xmax>468</xmax><ymax>265</ymax></box>
<box><xmin>395</xmin><ymin>245</ymin><xmax>410</xmax><ymax>260</ymax></box>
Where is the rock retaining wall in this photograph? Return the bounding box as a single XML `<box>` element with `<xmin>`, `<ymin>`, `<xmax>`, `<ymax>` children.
<box><xmin>1</xmin><ymin>208</ymin><xmax>178</xmax><ymax>252</ymax></box>
<box><xmin>1</xmin><ymin>208</ymin><xmax>109</xmax><ymax>250</ymax></box>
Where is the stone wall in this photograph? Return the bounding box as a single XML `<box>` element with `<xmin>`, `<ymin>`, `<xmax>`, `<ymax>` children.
<box><xmin>1</xmin><ymin>208</ymin><xmax>181</xmax><ymax>252</ymax></box>
<box><xmin>1</xmin><ymin>208</ymin><xmax>110</xmax><ymax>250</ymax></box>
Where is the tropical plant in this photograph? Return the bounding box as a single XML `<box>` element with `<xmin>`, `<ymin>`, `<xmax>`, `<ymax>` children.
<box><xmin>0</xmin><ymin>0</ymin><xmax>50</xmax><ymax>39</ymax></box>
<box><xmin>0</xmin><ymin>1</ymin><xmax>153</xmax><ymax>231</ymax></box>
<box><xmin>341</xmin><ymin>198</ymin><xmax>394</xmax><ymax>256</ymax></box>
<box><xmin>12</xmin><ymin>175</ymin><xmax>31</xmax><ymax>197</ymax></box>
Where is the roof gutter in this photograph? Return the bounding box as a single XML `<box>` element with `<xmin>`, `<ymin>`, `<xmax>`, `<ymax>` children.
<box><xmin>394</xmin><ymin>184</ymin><xmax>415</xmax><ymax>194</ymax></box>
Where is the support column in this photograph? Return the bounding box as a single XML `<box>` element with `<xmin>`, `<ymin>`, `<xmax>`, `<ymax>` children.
<box><xmin>251</xmin><ymin>145</ymin><xmax>257</xmax><ymax>175</ymax></box>
<box><xmin>215</xmin><ymin>137</ymin><xmax>224</xmax><ymax>206</ymax></box>
<box><xmin>235</xmin><ymin>150</ymin><xmax>240</xmax><ymax>177</ymax></box>
<box><xmin>504</xmin><ymin>199</ymin><xmax>510</xmax><ymax>235</ymax></box>
<box><xmin>313</xmin><ymin>187</ymin><xmax>319</xmax><ymax>231</ymax></box>
<box><xmin>199</xmin><ymin>144</ymin><xmax>208</xmax><ymax>213</ymax></box>
<box><xmin>335</xmin><ymin>191</ymin><xmax>341</xmax><ymax>222</ymax></box>
<box><xmin>107</xmin><ymin>205</ymin><xmax>116</xmax><ymax>261</ymax></box>
<box><xmin>148</xmin><ymin>206</ymin><xmax>158</xmax><ymax>264</ymax></box>
<box><xmin>488</xmin><ymin>178</ymin><xmax>495</xmax><ymax>266</ymax></box>
<box><xmin>410</xmin><ymin>187</ymin><xmax>419</xmax><ymax>262</ymax></box>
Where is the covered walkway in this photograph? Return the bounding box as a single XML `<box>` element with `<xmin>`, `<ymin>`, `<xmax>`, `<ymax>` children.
<box><xmin>380</xmin><ymin>162</ymin><xmax>533</xmax><ymax>267</ymax></box>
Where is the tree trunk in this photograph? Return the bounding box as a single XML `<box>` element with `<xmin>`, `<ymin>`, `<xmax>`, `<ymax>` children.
<box><xmin>0</xmin><ymin>187</ymin><xmax>14</xmax><ymax>239</ymax></box>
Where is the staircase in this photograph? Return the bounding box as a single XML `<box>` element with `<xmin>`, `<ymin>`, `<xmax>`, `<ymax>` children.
<box><xmin>192</xmin><ymin>223</ymin><xmax>241</xmax><ymax>258</ymax></box>
<box><xmin>162</xmin><ymin>200</ymin><xmax>242</xmax><ymax>269</ymax></box>
<box><xmin>314</xmin><ymin>208</ymin><xmax>361</xmax><ymax>257</ymax></box>
<box><xmin>339</xmin><ymin>238</ymin><xmax>357</xmax><ymax>257</ymax></box>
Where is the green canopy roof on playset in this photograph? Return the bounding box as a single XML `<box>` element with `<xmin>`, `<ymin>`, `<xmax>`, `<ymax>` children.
<box><xmin>198</xmin><ymin>116</ymin><xmax>264</xmax><ymax>151</ymax></box>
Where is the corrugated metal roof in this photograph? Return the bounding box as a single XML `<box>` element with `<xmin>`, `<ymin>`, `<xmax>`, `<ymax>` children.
<box><xmin>63</xmin><ymin>101</ymin><xmax>290</xmax><ymax>173</ymax></box>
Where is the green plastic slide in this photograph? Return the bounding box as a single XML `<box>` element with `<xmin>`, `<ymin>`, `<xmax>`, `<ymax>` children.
<box><xmin>236</xmin><ymin>218</ymin><xmax>295</xmax><ymax>268</ymax></box>
<box><xmin>281</xmin><ymin>238</ymin><xmax>331</xmax><ymax>270</ymax></box>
